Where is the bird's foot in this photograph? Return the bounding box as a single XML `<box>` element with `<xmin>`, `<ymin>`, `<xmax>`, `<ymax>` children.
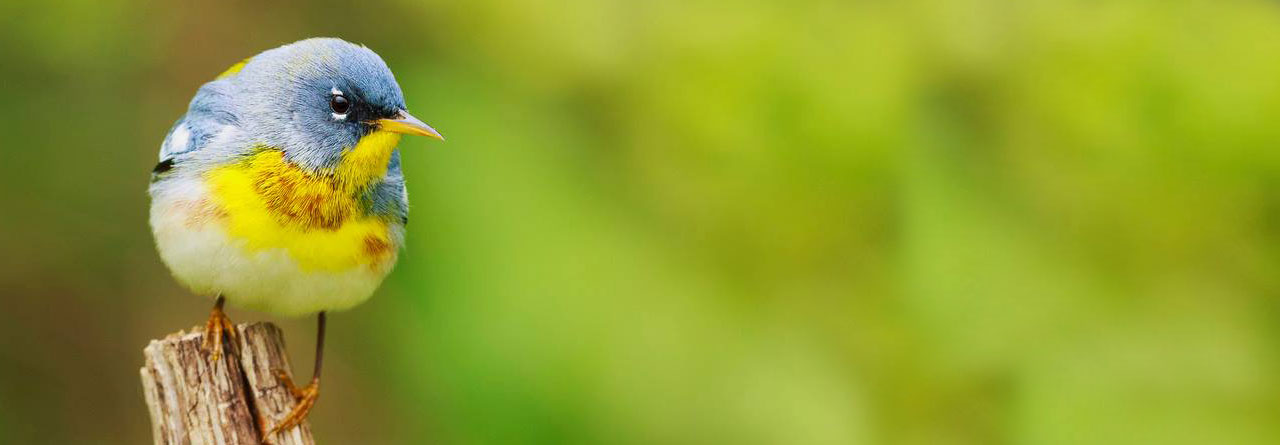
<box><xmin>201</xmin><ymin>303</ymin><xmax>237</xmax><ymax>361</ymax></box>
<box><xmin>267</xmin><ymin>370</ymin><xmax>320</xmax><ymax>438</ymax></box>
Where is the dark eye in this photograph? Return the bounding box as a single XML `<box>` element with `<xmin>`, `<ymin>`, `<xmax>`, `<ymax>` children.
<box><xmin>330</xmin><ymin>95</ymin><xmax>350</xmax><ymax>114</ymax></box>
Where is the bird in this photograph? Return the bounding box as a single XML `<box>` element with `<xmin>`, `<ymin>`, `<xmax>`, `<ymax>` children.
<box><xmin>148</xmin><ymin>38</ymin><xmax>442</xmax><ymax>437</ymax></box>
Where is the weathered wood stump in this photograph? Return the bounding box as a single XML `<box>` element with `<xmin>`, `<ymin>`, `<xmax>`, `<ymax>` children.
<box><xmin>140</xmin><ymin>323</ymin><xmax>315</xmax><ymax>445</ymax></box>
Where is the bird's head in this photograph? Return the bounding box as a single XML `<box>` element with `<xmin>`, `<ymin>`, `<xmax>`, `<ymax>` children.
<box><xmin>229</xmin><ymin>38</ymin><xmax>442</xmax><ymax>172</ymax></box>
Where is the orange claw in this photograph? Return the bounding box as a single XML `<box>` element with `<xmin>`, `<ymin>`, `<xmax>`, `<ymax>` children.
<box><xmin>202</xmin><ymin>302</ymin><xmax>237</xmax><ymax>361</ymax></box>
<box><xmin>267</xmin><ymin>371</ymin><xmax>320</xmax><ymax>438</ymax></box>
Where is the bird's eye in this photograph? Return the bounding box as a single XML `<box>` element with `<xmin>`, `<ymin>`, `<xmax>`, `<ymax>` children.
<box><xmin>330</xmin><ymin>95</ymin><xmax>350</xmax><ymax>115</ymax></box>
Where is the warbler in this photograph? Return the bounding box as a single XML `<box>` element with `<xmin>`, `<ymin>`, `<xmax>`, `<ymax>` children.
<box><xmin>148</xmin><ymin>38</ymin><xmax>442</xmax><ymax>436</ymax></box>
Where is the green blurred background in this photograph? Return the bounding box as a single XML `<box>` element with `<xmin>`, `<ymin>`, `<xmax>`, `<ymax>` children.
<box><xmin>2</xmin><ymin>0</ymin><xmax>1279</xmax><ymax>443</ymax></box>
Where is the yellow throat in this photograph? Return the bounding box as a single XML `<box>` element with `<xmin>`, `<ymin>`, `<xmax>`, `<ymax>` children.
<box><xmin>205</xmin><ymin>130</ymin><xmax>403</xmax><ymax>272</ymax></box>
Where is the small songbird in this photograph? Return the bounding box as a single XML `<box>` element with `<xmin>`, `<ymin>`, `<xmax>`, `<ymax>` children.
<box><xmin>148</xmin><ymin>38</ymin><xmax>442</xmax><ymax>436</ymax></box>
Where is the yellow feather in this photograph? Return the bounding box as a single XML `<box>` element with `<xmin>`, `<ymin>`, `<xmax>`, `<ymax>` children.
<box><xmin>205</xmin><ymin>130</ymin><xmax>403</xmax><ymax>272</ymax></box>
<box><xmin>216</xmin><ymin>58</ymin><xmax>251</xmax><ymax>80</ymax></box>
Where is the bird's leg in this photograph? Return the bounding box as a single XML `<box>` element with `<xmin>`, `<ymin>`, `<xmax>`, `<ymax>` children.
<box><xmin>202</xmin><ymin>294</ymin><xmax>237</xmax><ymax>361</ymax></box>
<box><xmin>268</xmin><ymin>312</ymin><xmax>325</xmax><ymax>437</ymax></box>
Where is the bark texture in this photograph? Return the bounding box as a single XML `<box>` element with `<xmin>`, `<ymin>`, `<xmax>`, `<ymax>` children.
<box><xmin>141</xmin><ymin>322</ymin><xmax>316</xmax><ymax>445</ymax></box>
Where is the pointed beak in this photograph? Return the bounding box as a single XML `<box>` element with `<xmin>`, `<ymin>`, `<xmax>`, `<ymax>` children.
<box><xmin>377</xmin><ymin>109</ymin><xmax>444</xmax><ymax>140</ymax></box>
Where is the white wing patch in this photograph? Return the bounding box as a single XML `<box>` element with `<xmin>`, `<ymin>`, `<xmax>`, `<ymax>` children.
<box><xmin>162</xmin><ymin>122</ymin><xmax>191</xmax><ymax>160</ymax></box>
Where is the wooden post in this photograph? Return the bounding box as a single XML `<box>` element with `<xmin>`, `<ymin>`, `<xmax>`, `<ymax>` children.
<box><xmin>141</xmin><ymin>322</ymin><xmax>316</xmax><ymax>445</ymax></box>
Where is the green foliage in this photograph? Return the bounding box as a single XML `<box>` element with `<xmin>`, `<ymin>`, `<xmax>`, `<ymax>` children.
<box><xmin>1</xmin><ymin>0</ymin><xmax>1278</xmax><ymax>444</ymax></box>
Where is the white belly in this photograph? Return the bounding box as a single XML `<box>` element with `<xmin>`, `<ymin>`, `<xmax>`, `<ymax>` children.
<box><xmin>149</xmin><ymin>179</ymin><xmax>395</xmax><ymax>317</ymax></box>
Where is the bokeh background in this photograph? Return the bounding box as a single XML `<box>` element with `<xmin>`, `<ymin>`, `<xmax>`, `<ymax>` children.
<box><xmin>2</xmin><ymin>0</ymin><xmax>1280</xmax><ymax>443</ymax></box>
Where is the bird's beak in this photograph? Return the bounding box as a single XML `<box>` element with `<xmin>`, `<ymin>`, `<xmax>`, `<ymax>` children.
<box><xmin>378</xmin><ymin>110</ymin><xmax>444</xmax><ymax>140</ymax></box>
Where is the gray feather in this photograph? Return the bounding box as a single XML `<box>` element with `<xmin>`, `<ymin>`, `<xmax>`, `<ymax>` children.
<box><xmin>151</xmin><ymin>38</ymin><xmax>409</xmax><ymax>225</ymax></box>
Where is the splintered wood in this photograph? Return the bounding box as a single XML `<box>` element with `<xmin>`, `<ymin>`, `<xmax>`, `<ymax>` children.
<box><xmin>141</xmin><ymin>323</ymin><xmax>316</xmax><ymax>445</ymax></box>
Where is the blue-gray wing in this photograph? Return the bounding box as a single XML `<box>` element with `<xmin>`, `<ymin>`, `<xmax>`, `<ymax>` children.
<box><xmin>152</xmin><ymin>79</ymin><xmax>240</xmax><ymax>178</ymax></box>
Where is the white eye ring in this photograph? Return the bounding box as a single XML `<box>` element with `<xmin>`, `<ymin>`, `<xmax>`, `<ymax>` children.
<box><xmin>330</xmin><ymin>87</ymin><xmax>349</xmax><ymax>120</ymax></box>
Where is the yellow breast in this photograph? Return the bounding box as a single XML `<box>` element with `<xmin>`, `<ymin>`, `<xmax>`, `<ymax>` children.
<box><xmin>204</xmin><ymin>131</ymin><xmax>403</xmax><ymax>272</ymax></box>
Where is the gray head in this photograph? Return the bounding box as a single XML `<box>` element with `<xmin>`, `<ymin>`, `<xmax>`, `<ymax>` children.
<box><xmin>229</xmin><ymin>38</ymin><xmax>441</xmax><ymax>169</ymax></box>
